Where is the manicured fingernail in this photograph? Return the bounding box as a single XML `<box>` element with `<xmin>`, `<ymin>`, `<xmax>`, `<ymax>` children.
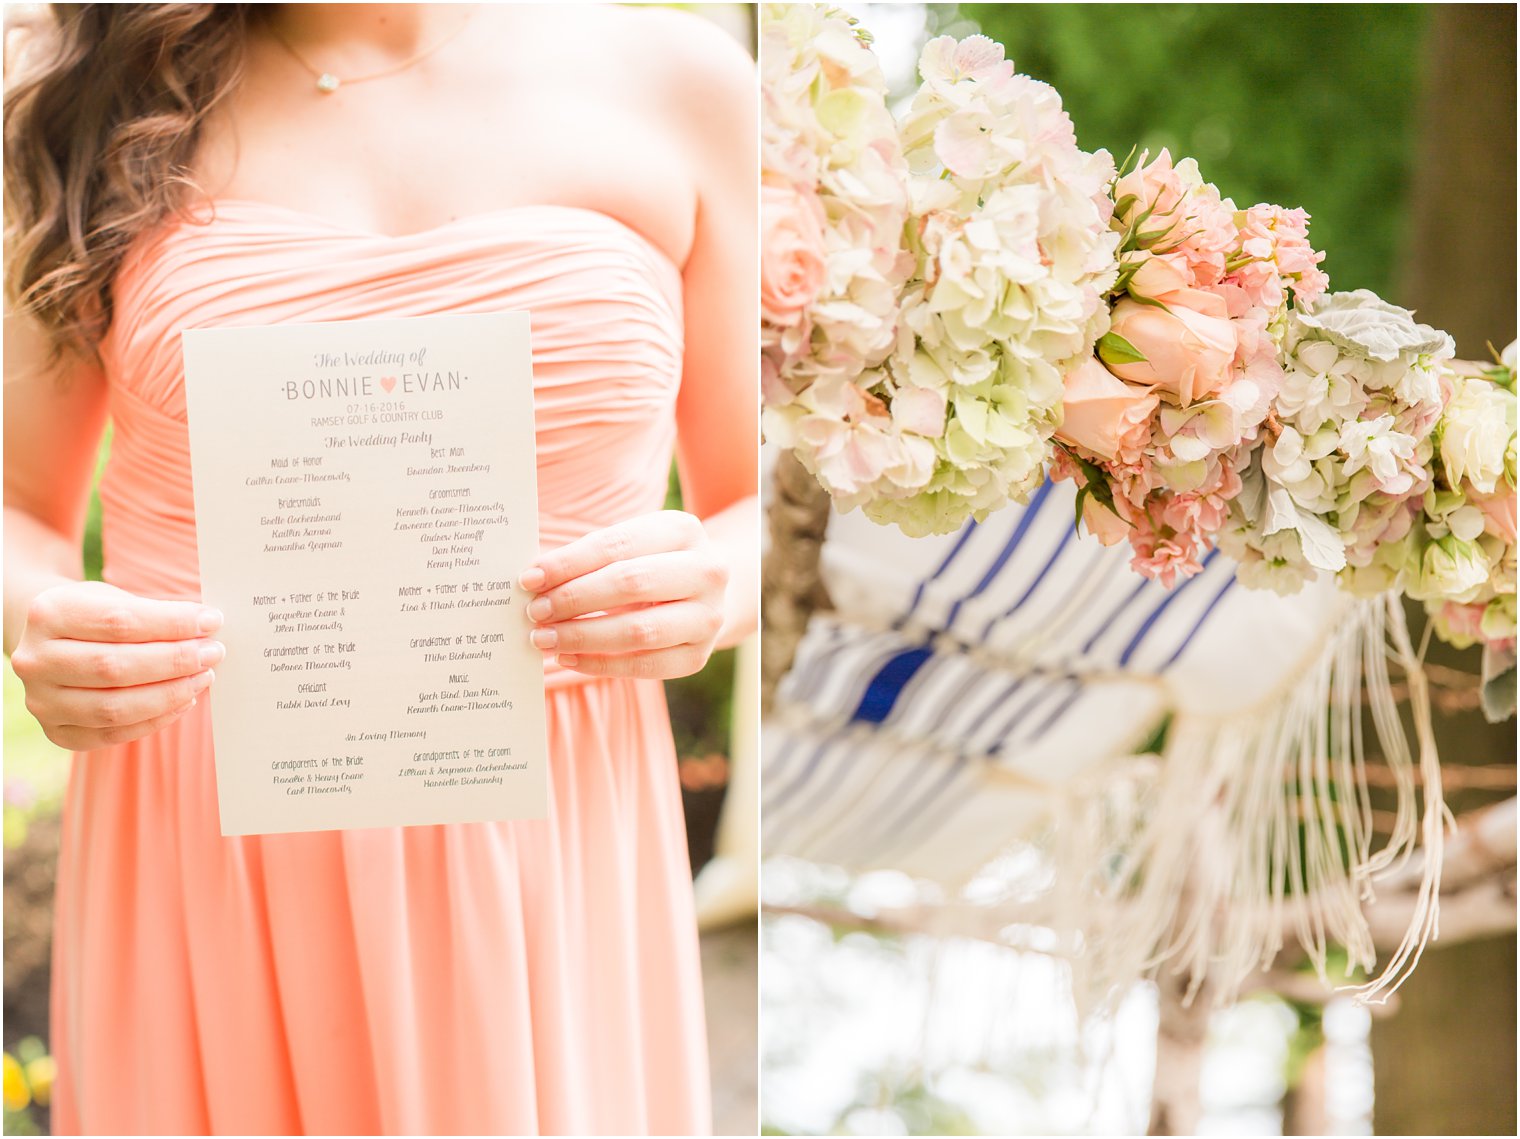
<box><xmin>193</xmin><ymin>670</ymin><xmax>215</xmax><ymax>691</ymax></box>
<box><xmin>519</xmin><ymin>567</ymin><xmax>546</xmax><ymax>591</ymax></box>
<box><xmin>530</xmin><ymin>627</ymin><xmax>557</xmax><ymax>650</ymax></box>
<box><xmin>556</xmin><ymin>654</ymin><xmax>579</xmax><ymax>668</ymax></box>
<box><xmin>527</xmin><ymin>597</ymin><xmax>552</xmax><ymax>622</ymax></box>
<box><xmin>198</xmin><ymin>608</ymin><xmax>224</xmax><ymax>633</ymax></box>
<box><xmin>199</xmin><ymin>642</ymin><xmax>226</xmax><ymax>668</ymax></box>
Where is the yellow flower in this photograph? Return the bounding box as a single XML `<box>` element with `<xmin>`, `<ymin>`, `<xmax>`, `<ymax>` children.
<box><xmin>2</xmin><ymin>1052</ymin><xmax>30</xmax><ymax>1112</ymax></box>
<box><xmin>24</xmin><ymin>1055</ymin><xmax>54</xmax><ymax>1107</ymax></box>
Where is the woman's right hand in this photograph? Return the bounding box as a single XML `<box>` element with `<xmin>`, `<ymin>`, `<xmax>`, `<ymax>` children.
<box><xmin>11</xmin><ymin>581</ymin><xmax>225</xmax><ymax>750</ymax></box>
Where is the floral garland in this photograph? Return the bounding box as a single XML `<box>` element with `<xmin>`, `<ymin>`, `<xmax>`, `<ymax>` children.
<box><xmin>759</xmin><ymin>6</ymin><xmax>1517</xmax><ymax>676</ymax></box>
<box><xmin>1051</xmin><ymin>148</ymin><xmax>1330</xmax><ymax>587</ymax></box>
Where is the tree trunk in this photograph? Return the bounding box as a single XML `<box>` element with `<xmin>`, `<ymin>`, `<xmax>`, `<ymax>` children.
<box><xmin>1148</xmin><ymin>971</ymin><xmax>1211</xmax><ymax>1136</ymax></box>
<box><xmin>1371</xmin><ymin>934</ymin><xmax>1517</xmax><ymax>1135</ymax></box>
<box><xmin>1397</xmin><ymin>4</ymin><xmax>1517</xmax><ymax>354</ymax></box>
<box><xmin>1373</xmin><ymin>6</ymin><xmax>1518</xmax><ymax>1136</ymax></box>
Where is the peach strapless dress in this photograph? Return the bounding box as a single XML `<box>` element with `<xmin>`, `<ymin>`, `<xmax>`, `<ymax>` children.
<box><xmin>50</xmin><ymin>200</ymin><xmax>711</xmax><ymax>1135</ymax></box>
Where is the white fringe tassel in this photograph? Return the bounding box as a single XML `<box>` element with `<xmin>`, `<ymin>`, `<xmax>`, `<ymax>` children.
<box><xmin>1042</xmin><ymin>593</ymin><xmax>1450</xmax><ymax>1010</ymax></box>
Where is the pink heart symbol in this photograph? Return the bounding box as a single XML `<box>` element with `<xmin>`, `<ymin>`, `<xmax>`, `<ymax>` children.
<box><xmin>379</xmin><ymin>376</ymin><xmax>397</xmax><ymax>394</ymax></box>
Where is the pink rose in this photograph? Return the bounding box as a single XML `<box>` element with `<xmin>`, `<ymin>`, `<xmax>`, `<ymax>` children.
<box><xmin>1479</xmin><ymin>491</ymin><xmax>1518</xmax><ymax>544</ymax></box>
<box><xmin>1056</xmin><ymin>357</ymin><xmax>1158</xmax><ymax>461</ymax></box>
<box><xmin>1107</xmin><ymin>290</ymin><xmax>1238</xmax><ymax>406</ymax></box>
<box><xmin>761</xmin><ymin>183</ymin><xmax>828</xmax><ymax>327</ymax></box>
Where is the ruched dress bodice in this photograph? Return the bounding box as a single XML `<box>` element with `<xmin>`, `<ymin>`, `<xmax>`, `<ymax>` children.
<box><xmin>97</xmin><ymin>199</ymin><xmax>684</xmax><ymax>688</ymax></box>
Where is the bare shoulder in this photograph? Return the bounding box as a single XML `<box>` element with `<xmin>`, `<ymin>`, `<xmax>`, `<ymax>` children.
<box><xmin>560</xmin><ymin>5</ymin><xmax>755</xmax><ymax>131</ymax></box>
<box><xmin>624</xmin><ymin>6</ymin><xmax>754</xmax><ymax>113</ymax></box>
<box><xmin>607</xmin><ymin>5</ymin><xmax>755</xmax><ymax>80</ymax></box>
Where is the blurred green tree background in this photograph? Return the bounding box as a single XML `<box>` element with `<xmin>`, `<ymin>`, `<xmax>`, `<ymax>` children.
<box><xmin>953</xmin><ymin>3</ymin><xmax>1427</xmax><ymax>299</ymax></box>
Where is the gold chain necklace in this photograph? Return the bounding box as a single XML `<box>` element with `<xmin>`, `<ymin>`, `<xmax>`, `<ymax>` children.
<box><xmin>266</xmin><ymin>7</ymin><xmax>478</xmax><ymax>95</ymax></box>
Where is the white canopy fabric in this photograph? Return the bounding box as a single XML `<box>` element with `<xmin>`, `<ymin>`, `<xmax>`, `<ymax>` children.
<box><xmin>764</xmin><ymin>474</ymin><xmax>1345</xmax><ymax>883</ymax></box>
<box><xmin>762</xmin><ymin>464</ymin><xmax>1441</xmax><ymax>1004</ymax></box>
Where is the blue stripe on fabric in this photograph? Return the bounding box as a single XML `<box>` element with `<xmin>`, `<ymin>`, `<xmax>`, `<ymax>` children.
<box><xmin>1025</xmin><ymin>681</ymin><xmax>1083</xmax><ymax>744</ymax></box>
<box><xmin>762</xmin><ymin>729</ymin><xmax>840</xmax><ymax>816</ymax></box>
<box><xmin>762</xmin><ymin>731</ymin><xmax>804</xmax><ymax>786</ymax></box>
<box><xmin>898</xmin><ymin>518</ymin><xmax>979</xmax><ymax>629</ymax></box>
<box><xmin>767</xmin><ymin>727</ymin><xmax>877</xmax><ymax>853</ymax></box>
<box><xmin>831</xmin><ymin>736</ymin><xmax>946</xmax><ymax>862</ymax></box>
<box><xmin>935</xmin><ymin>664</ymin><xmax>1011</xmax><ymax>743</ymax></box>
<box><xmin>834</xmin><ymin>636</ymin><xmax>929</xmax><ymax>725</ymax></box>
<box><xmin>978</xmin><ymin>519</ymin><xmax>1078</xmax><ymax>642</ymax></box>
<box><xmin>857</xmin><ymin>753</ymin><xmax>971</xmax><ymax>866</ymax></box>
<box><xmin>1156</xmin><ymin>572</ymin><xmax>1238</xmax><ymax>671</ymax></box>
<box><xmin>989</xmin><ymin>675</ymin><xmax>1072</xmax><ymax>755</ymax></box>
<box><xmin>1081</xmin><ymin>576</ymin><xmax>1150</xmax><ymax>656</ymax></box>
<box><xmin>873</xmin><ymin>759</ymin><xmax>978</xmax><ymax>864</ymax></box>
<box><xmin>1116</xmin><ymin>548</ymin><xmax>1220</xmax><ymax>666</ymax></box>
<box><xmin>942</xmin><ymin>479</ymin><xmax>1053</xmax><ymax>632</ymax></box>
<box><xmin>850</xmin><ymin>645</ymin><xmax>934</xmax><ymax>724</ymax></box>
<box><xmin>962</xmin><ymin>674</ymin><xmax>1026</xmax><ymax>749</ymax></box>
<box><xmin>839</xmin><ymin>647</ymin><xmax>1003</xmax><ymax>851</ymax></box>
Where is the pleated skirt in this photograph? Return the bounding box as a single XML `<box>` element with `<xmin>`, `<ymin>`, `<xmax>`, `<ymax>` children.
<box><xmin>49</xmin><ymin>676</ymin><xmax>710</xmax><ymax>1135</ymax></box>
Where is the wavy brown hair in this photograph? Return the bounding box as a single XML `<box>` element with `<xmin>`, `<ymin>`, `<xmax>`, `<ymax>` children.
<box><xmin>3</xmin><ymin>3</ymin><xmax>263</xmax><ymax>370</ymax></box>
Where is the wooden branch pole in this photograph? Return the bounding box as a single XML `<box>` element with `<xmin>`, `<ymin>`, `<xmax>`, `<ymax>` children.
<box><xmin>760</xmin><ymin>450</ymin><xmax>833</xmax><ymax>715</ymax></box>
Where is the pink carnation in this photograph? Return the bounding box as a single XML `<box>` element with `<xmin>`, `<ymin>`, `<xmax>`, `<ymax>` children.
<box><xmin>1438</xmin><ymin>600</ymin><xmax>1488</xmax><ymax>645</ymax></box>
<box><xmin>1237</xmin><ymin>204</ymin><xmax>1329</xmax><ymax>307</ymax></box>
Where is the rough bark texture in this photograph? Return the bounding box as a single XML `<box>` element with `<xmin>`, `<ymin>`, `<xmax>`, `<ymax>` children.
<box><xmin>1370</xmin><ymin>933</ymin><xmax>1517</xmax><ymax>1135</ymax></box>
<box><xmin>1148</xmin><ymin>971</ymin><xmax>1211</xmax><ymax>1137</ymax></box>
<box><xmin>759</xmin><ymin>450</ymin><xmax>832</xmax><ymax>715</ymax></box>
<box><xmin>1373</xmin><ymin>6</ymin><xmax>1518</xmax><ymax>1136</ymax></box>
<box><xmin>1397</xmin><ymin>4</ymin><xmax>1517</xmax><ymax>355</ymax></box>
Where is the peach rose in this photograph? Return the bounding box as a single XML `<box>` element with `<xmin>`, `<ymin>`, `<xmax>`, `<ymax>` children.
<box><xmin>761</xmin><ymin>184</ymin><xmax>828</xmax><ymax>327</ymax></box>
<box><xmin>1126</xmin><ymin>253</ymin><xmax>1190</xmax><ymax>300</ymax></box>
<box><xmin>1080</xmin><ymin>493</ymin><xmax>1131</xmax><ymax>546</ymax></box>
<box><xmin>1113</xmin><ymin>149</ymin><xmax>1192</xmax><ymax>238</ymax></box>
<box><xmin>1107</xmin><ymin>289</ymin><xmax>1237</xmax><ymax>405</ymax></box>
<box><xmin>1056</xmin><ymin>357</ymin><xmax>1158</xmax><ymax>461</ymax></box>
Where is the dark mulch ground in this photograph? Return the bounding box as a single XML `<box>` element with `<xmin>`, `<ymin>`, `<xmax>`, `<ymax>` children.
<box><xmin>4</xmin><ymin>813</ymin><xmax>59</xmax><ymax>1135</ymax></box>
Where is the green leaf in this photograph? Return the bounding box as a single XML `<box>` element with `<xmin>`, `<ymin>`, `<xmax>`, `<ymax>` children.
<box><xmin>1114</xmin><ymin>143</ymin><xmax>1140</xmax><ymax>181</ymax></box>
<box><xmin>1097</xmin><ymin>332</ymin><xmax>1148</xmax><ymax>367</ymax></box>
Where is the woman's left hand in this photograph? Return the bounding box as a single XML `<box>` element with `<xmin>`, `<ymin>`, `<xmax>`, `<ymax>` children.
<box><xmin>519</xmin><ymin>510</ymin><xmax>730</xmax><ymax>680</ymax></box>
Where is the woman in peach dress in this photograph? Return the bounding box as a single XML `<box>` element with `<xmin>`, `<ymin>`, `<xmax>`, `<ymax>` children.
<box><xmin>3</xmin><ymin>4</ymin><xmax>757</xmax><ymax>1134</ymax></box>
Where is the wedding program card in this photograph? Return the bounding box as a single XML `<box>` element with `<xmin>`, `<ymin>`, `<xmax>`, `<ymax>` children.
<box><xmin>183</xmin><ymin>311</ymin><xmax>547</xmax><ymax>836</ymax></box>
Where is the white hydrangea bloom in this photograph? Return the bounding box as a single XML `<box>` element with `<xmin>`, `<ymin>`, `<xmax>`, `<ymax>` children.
<box><xmin>760</xmin><ymin>3</ymin><xmax>917</xmax><ymax>499</ymax></box>
<box><xmin>1221</xmin><ymin>290</ymin><xmax>1454</xmax><ymax>591</ymax></box>
<box><xmin>760</xmin><ymin>18</ymin><xmax>1121</xmax><ymax>534</ymax></box>
<box><xmin>861</xmin><ymin>34</ymin><xmax>1120</xmax><ymax>535</ymax></box>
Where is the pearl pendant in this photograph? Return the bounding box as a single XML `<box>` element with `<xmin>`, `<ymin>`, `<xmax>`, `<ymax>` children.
<box><xmin>316</xmin><ymin>73</ymin><xmax>340</xmax><ymax>94</ymax></box>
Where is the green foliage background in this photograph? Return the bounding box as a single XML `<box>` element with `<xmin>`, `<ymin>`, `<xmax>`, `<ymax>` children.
<box><xmin>953</xmin><ymin>3</ymin><xmax>1428</xmax><ymax>300</ymax></box>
